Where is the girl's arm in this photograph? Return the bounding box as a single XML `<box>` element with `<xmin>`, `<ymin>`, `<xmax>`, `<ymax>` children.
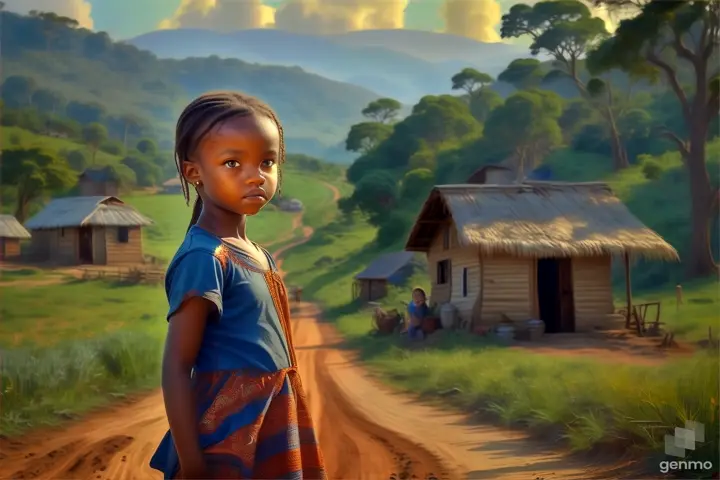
<box><xmin>163</xmin><ymin>297</ymin><xmax>213</xmax><ymax>478</ymax></box>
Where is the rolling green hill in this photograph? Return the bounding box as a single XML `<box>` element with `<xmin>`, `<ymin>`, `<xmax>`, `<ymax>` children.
<box><xmin>1</xmin><ymin>11</ymin><xmax>378</xmax><ymax>160</ymax></box>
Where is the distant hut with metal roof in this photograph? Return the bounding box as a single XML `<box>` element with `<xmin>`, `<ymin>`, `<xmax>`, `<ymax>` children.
<box><xmin>405</xmin><ymin>180</ymin><xmax>678</xmax><ymax>333</ymax></box>
<box><xmin>78</xmin><ymin>166</ymin><xmax>121</xmax><ymax>196</ymax></box>
<box><xmin>24</xmin><ymin>196</ymin><xmax>153</xmax><ymax>265</ymax></box>
<box><xmin>352</xmin><ymin>251</ymin><xmax>418</xmax><ymax>301</ymax></box>
<box><xmin>0</xmin><ymin>215</ymin><xmax>31</xmax><ymax>260</ymax></box>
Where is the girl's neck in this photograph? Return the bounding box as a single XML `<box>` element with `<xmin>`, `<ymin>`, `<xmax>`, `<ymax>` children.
<box><xmin>196</xmin><ymin>206</ymin><xmax>248</xmax><ymax>240</ymax></box>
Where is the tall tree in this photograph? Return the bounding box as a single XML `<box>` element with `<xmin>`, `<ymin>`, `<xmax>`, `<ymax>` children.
<box><xmin>82</xmin><ymin>123</ymin><xmax>109</xmax><ymax>163</ymax></box>
<box><xmin>345</xmin><ymin>122</ymin><xmax>393</xmax><ymax>154</ymax></box>
<box><xmin>498</xmin><ymin>58</ymin><xmax>546</xmax><ymax>90</ymax></box>
<box><xmin>361</xmin><ymin>98</ymin><xmax>402</xmax><ymax>123</ymax></box>
<box><xmin>501</xmin><ymin>0</ymin><xmax>630</xmax><ymax>170</ymax></box>
<box><xmin>587</xmin><ymin>0</ymin><xmax>720</xmax><ymax>277</ymax></box>
<box><xmin>483</xmin><ymin>90</ymin><xmax>564</xmax><ymax>180</ymax></box>
<box><xmin>1</xmin><ymin>76</ymin><xmax>36</xmax><ymax>107</ymax></box>
<box><xmin>451</xmin><ymin>68</ymin><xmax>495</xmax><ymax>96</ymax></box>
<box><xmin>0</xmin><ymin>148</ymin><xmax>76</xmax><ymax>221</ymax></box>
<box><xmin>32</xmin><ymin>88</ymin><xmax>66</xmax><ymax>114</ymax></box>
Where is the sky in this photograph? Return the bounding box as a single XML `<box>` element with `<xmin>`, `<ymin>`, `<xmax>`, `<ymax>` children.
<box><xmin>3</xmin><ymin>0</ymin><xmax>616</xmax><ymax>42</ymax></box>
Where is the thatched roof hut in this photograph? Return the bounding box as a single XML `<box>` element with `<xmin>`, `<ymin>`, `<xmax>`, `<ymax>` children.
<box><xmin>0</xmin><ymin>214</ymin><xmax>31</xmax><ymax>260</ymax></box>
<box><xmin>25</xmin><ymin>196</ymin><xmax>153</xmax><ymax>265</ymax></box>
<box><xmin>405</xmin><ymin>181</ymin><xmax>677</xmax><ymax>333</ymax></box>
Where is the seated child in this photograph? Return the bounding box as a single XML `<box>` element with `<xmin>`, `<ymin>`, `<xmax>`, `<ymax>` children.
<box><xmin>407</xmin><ymin>287</ymin><xmax>429</xmax><ymax>340</ymax></box>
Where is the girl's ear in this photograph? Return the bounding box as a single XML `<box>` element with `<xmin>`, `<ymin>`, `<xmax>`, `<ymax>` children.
<box><xmin>182</xmin><ymin>160</ymin><xmax>201</xmax><ymax>186</ymax></box>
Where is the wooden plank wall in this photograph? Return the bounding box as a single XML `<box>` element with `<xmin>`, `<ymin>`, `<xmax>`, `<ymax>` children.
<box><xmin>105</xmin><ymin>227</ymin><xmax>143</xmax><ymax>264</ymax></box>
<box><xmin>571</xmin><ymin>256</ymin><xmax>615</xmax><ymax>330</ymax></box>
<box><xmin>426</xmin><ymin>221</ymin><xmax>480</xmax><ymax>324</ymax></box>
<box><xmin>478</xmin><ymin>255</ymin><xmax>533</xmax><ymax>323</ymax></box>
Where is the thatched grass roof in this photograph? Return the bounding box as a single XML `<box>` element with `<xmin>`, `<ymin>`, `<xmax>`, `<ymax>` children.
<box><xmin>405</xmin><ymin>181</ymin><xmax>679</xmax><ymax>261</ymax></box>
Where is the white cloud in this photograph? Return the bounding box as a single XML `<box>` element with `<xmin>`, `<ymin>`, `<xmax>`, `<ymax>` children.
<box><xmin>3</xmin><ymin>0</ymin><xmax>93</xmax><ymax>29</ymax></box>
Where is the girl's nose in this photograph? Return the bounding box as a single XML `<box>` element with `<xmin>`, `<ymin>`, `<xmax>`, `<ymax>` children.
<box><xmin>245</xmin><ymin>168</ymin><xmax>266</xmax><ymax>186</ymax></box>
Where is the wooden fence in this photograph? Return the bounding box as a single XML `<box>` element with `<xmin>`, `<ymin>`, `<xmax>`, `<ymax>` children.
<box><xmin>80</xmin><ymin>266</ymin><xmax>165</xmax><ymax>284</ymax></box>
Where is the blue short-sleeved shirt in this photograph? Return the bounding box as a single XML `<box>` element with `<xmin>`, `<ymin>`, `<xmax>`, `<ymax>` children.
<box><xmin>165</xmin><ymin>225</ymin><xmax>292</xmax><ymax>373</ymax></box>
<box><xmin>407</xmin><ymin>302</ymin><xmax>429</xmax><ymax>319</ymax></box>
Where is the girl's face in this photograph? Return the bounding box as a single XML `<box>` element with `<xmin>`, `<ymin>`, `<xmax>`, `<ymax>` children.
<box><xmin>412</xmin><ymin>291</ymin><xmax>425</xmax><ymax>305</ymax></box>
<box><xmin>183</xmin><ymin>114</ymin><xmax>279</xmax><ymax>216</ymax></box>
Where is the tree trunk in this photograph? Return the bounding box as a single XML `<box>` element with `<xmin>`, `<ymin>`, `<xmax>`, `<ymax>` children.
<box><xmin>14</xmin><ymin>193</ymin><xmax>29</xmax><ymax>223</ymax></box>
<box><xmin>685</xmin><ymin>127</ymin><xmax>718</xmax><ymax>278</ymax></box>
<box><xmin>606</xmin><ymin>107</ymin><xmax>629</xmax><ymax>170</ymax></box>
<box><xmin>92</xmin><ymin>147</ymin><xmax>98</xmax><ymax>164</ymax></box>
<box><xmin>123</xmin><ymin>123</ymin><xmax>129</xmax><ymax>150</ymax></box>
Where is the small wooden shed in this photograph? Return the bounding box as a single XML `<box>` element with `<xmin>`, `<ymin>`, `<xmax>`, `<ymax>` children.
<box><xmin>0</xmin><ymin>214</ymin><xmax>31</xmax><ymax>260</ymax></box>
<box><xmin>353</xmin><ymin>251</ymin><xmax>417</xmax><ymax>301</ymax></box>
<box><xmin>405</xmin><ymin>181</ymin><xmax>678</xmax><ymax>333</ymax></box>
<box><xmin>161</xmin><ymin>177</ymin><xmax>184</xmax><ymax>194</ymax></box>
<box><xmin>78</xmin><ymin>166</ymin><xmax>121</xmax><ymax>196</ymax></box>
<box><xmin>24</xmin><ymin>196</ymin><xmax>153</xmax><ymax>265</ymax></box>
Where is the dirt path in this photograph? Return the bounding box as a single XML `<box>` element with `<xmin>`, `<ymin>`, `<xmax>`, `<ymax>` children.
<box><xmin>0</xmin><ymin>181</ymin><xmax>635</xmax><ymax>480</ymax></box>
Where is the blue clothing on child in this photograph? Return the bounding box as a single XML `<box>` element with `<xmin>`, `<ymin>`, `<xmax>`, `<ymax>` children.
<box><xmin>407</xmin><ymin>302</ymin><xmax>429</xmax><ymax>339</ymax></box>
<box><xmin>149</xmin><ymin>225</ymin><xmax>326</xmax><ymax>479</ymax></box>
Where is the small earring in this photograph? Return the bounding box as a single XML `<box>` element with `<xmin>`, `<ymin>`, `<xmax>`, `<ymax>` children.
<box><xmin>195</xmin><ymin>181</ymin><xmax>201</xmax><ymax>186</ymax></box>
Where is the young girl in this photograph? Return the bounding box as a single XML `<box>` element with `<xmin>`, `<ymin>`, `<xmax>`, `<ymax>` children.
<box><xmin>149</xmin><ymin>91</ymin><xmax>326</xmax><ymax>479</ymax></box>
<box><xmin>407</xmin><ymin>287</ymin><xmax>429</xmax><ymax>340</ymax></box>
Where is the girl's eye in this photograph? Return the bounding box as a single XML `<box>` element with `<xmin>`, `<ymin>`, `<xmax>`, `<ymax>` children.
<box><xmin>262</xmin><ymin>159</ymin><xmax>276</xmax><ymax>168</ymax></box>
<box><xmin>224</xmin><ymin>160</ymin><xmax>239</xmax><ymax>168</ymax></box>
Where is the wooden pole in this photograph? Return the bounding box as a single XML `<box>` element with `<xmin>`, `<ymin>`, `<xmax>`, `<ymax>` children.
<box><xmin>675</xmin><ymin>284</ymin><xmax>683</xmax><ymax>312</ymax></box>
<box><xmin>624</xmin><ymin>252</ymin><xmax>632</xmax><ymax>329</ymax></box>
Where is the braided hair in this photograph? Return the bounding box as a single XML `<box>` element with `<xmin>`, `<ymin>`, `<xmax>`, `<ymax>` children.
<box><xmin>173</xmin><ymin>91</ymin><xmax>286</xmax><ymax>233</ymax></box>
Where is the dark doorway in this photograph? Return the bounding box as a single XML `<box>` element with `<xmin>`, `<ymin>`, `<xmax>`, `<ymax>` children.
<box><xmin>537</xmin><ymin>258</ymin><xmax>575</xmax><ymax>333</ymax></box>
<box><xmin>79</xmin><ymin>227</ymin><xmax>93</xmax><ymax>264</ymax></box>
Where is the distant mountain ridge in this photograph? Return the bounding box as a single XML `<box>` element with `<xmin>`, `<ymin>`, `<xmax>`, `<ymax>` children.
<box><xmin>128</xmin><ymin>29</ymin><xmax>534</xmax><ymax>103</ymax></box>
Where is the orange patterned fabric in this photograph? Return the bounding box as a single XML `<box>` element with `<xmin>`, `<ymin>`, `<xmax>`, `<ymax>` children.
<box><xmin>173</xmin><ymin>368</ymin><xmax>326</xmax><ymax>479</ymax></box>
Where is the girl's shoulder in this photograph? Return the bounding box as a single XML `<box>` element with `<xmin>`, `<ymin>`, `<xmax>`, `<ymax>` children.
<box><xmin>167</xmin><ymin>227</ymin><xmax>225</xmax><ymax>272</ymax></box>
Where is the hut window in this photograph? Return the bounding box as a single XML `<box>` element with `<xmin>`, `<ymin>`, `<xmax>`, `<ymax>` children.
<box><xmin>462</xmin><ymin>267</ymin><xmax>468</xmax><ymax>297</ymax></box>
<box><xmin>442</xmin><ymin>227</ymin><xmax>450</xmax><ymax>250</ymax></box>
<box><xmin>437</xmin><ymin>259</ymin><xmax>450</xmax><ymax>285</ymax></box>
<box><xmin>117</xmin><ymin>227</ymin><xmax>129</xmax><ymax>243</ymax></box>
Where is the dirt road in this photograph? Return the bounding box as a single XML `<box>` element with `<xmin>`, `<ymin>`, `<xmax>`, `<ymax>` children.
<box><xmin>0</xmin><ymin>300</ymin><xmax>635</xmax><ymax>480</ymax></box>
<box><xmin>1</xmin><ymin>181</ymin><xmax>632</xmax><ymax>480</ymax></box>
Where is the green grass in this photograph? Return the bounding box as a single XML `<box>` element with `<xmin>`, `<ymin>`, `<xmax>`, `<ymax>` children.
<box><xmin>0</xmin><ymin>281</ymin><xmax>166</xmax><ymax>348</ymax></box>
<box><xmin>282</xmin><ymin>213</ymin><xmax>378</xmax><ymax>307</ymax></box>
<box><xmin>0</xmin><ymin>280</ymin><xmax>167</xmax><ymax>433</ymax></box>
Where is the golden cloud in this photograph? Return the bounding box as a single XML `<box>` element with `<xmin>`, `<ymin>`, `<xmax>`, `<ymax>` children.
<box><xmin>159</xmin><ymin>0</ymin><xmax>275</xmax><ymax>31</ymax></box>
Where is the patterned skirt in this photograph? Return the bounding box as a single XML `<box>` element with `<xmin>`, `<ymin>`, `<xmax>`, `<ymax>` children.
<box><xmin>150</xmin><ymin>367</ymin><xmax>326</xmax><ymax>479</ymax></box>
